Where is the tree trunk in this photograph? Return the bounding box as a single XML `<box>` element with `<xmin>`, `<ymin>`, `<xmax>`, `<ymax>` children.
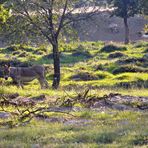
<box><xmin>124</xmin><ymin>17</ymin><xmax>130</xmax><ymax>44</ymax></box>
<box><xmin>52</xmin><ymin>41</ymin><xmax>60</xmax><ymax>89</ymax></box>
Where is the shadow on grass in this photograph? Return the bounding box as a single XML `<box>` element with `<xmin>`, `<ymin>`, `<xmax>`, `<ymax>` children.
<box><xmin>35</xmin><ymin>53</ymin><xmax>92</xmax><ymax>65</ymax></box>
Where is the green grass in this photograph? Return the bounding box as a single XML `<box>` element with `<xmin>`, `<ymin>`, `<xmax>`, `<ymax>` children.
<box><xmin>0</xmin><ymin>41</ymin><xmax>148</xmax><ymax>147</ymax></box>
<box><xmin>0</xmin><ymin>112</ymin><xmax>147</xmax><ymax>147</ymax></box>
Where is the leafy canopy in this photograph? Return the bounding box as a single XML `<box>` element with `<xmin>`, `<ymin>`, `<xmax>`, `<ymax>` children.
<box><xmin>0</xmin><ymin>0</ymin><xmax>10</xmax><ymax>23</ymax></box>
<box><xmin>0</xmin><ymin>5</ymin><xmax>10</xmax><ymax>23</ymax></box>
<box><xmin>109</xmin><ymin>0</ymin><xmax>141</xmax><ymax>18</ymax></box>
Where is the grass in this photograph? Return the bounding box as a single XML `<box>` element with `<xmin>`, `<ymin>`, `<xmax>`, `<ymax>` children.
<box><xmin>0</xmin><ymin>112</ymin><xmax>147</xmax><ymax>147</ymax></box>
<box><xmin>0</xmin><ymin>41</ymin><xmax>148</xmax><ymax>147</ymax></box>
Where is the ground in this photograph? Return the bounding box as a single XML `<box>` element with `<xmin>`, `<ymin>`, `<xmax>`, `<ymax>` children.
<box><xmin>0</xmin><ymin>41</ymin><xmax>148</xmax><ymax>147</ymax></box>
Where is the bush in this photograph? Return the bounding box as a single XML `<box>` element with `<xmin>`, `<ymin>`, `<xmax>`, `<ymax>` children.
<box><xmin>132</xmin><ymin>135</ymin><xmax>148</xmax><ymax>146</ymax></box>
<box><xmin>143</xmin><ymin>48</ymin><xmax>148</xmax><ymax>53</ymax></box>
<box><xmin>108</xmin><ymin>52</ymin><xmax>125</xmax><ymax>59</ymax></box>
<box><xmin>100</xmin><ymin>45</ymin><xmax>127</xmax><ymax>53</ymax></box>
<box><xmin>2</xmin><ymin>45</ymin><xmax>19</xmax><ymax>53</ymax></box>
<box><xmin>116</xmin><ymin>57</ymin><xmax>147</xmax><ymax>65</ymax></box>
<box><xmin>18</xmin><ymin>52</ymin><xmax>29</xmax><ymax>58</ymax></box>
<box><xmin>71</xmin><ymin>71</ymin><xmax>98</xmax><ymax>81</ymax></box>
<box><xmin>72</xmin><ymin>50</ymin><xmax>92</xmax><ymax>58</ymax></box>
<box><xmin>59</xmin><ymin>43</ymin><xmax>76</xmax><ymax>52</ymax></box>
<box><xmin>134</xmin><ymin>41</ymin><xmax>148</xmax><ymax>48</ymax></box>
<box><xmin>116</xmin><ymin>79</ymin><xmax>148</xmax><ymax>89</ymax></box>
<box><xmin>95</xmin><ymin>64</ymin><xmax>104</xmax><ymax>71</ymax></box>
<box><xmin>112</xmin><ymin>65</ymin><xmax>148</xmax><ymax>74</ymax></box>
<box><xmin>0</xmin><ymin>59</ymin><xmax>31</xmax><ymax>67</ymax></box>
<box><xmin>19</xmin><ymin>44</ymin><xmax>34</xmax><ymax>52</ymax></box>
<box><xmin>143</xmin><ymin>53</ymin><xmax>148</xmax><ymax>59</ymax></box>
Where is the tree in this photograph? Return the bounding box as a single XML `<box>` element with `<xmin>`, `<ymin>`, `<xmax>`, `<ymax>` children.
<box><xmin>0</xmin><ymin>0</ymin><xmax>10</xmax><ymax>23</ymax></box>
<box><xmin>108</xmin><ymin>0</ymin><xmax>141</xmax><ymax>44</ymax></box>
<box><xmin>140</xmin><ymin>0</ymin><xmax>148</xmax><ymax>15</ymax></box>
<box><xmin>3</xmin><ymin>0</ymin><xmax>98</xmax><ymax>89</ymax></box>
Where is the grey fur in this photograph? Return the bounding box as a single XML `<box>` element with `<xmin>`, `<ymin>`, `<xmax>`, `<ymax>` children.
<box><xmin>7</xmin><ymin>65</ymin><xmax>49</xmax><ymax>89</ymax></box>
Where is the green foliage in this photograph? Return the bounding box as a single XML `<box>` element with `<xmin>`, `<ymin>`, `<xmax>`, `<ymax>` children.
<box><xmin>109</xmin><ymin>0</ymin><xmax>142</xmax><ymax>18</ymax></box>
<box><xmin>139</xmin><ymin>0</ymin><xmax>148</xmax><ymax>15</ymax></box>
<box><xmin>0</xmin><ymin>4</ymin><xmax>10</xmax><ymax>23</ymax></box>
<box><xmin>144</xmin><ymin>24</ymin><xmax>148</xmax><ymax>33</ymax></box>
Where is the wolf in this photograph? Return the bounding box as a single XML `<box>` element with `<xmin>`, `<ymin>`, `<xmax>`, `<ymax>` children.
<box><xmin>3</xmin><ymin>65</ymin><xmax>49</xmax><ymax>89</ymax></box>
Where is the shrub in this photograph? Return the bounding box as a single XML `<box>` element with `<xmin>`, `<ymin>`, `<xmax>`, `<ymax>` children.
<box><xmin>18</xmin><ymin>52</ymin><xmax>28</xmax><ymax>58</ymax></box>
<box><xmin>72</xmin><ymin>50</ymin><xmax>92</xmax><ymax>58</ymax></box>
<box><xmin>2</xmin><ymin>45</ymin><xmax>19</xmax><ymax>53</ymax></box>
<box><xmin>134</xmin><ymin>41</ymin><xmax>148</xmax><ymax>48</ymax></box>
<box><xmin>100</xmin><ymin>45</ymin><xmax>127</xmax><ymax>53</ymax></box>
<box><xmin>132</xmin><ymin>135</ymin><xmax>148</xmax><ymax>146</ymax></box>
<box><xmin>19</xmin><ymin>44</ymin><xmax>34</xmax><ymax>52</ymax></box>
<box><xmin>143</xmin><ymin>48</ymin><xmax>148</xmax><ymax>53</ymax></box>
<box><xmin>143</xmin><ymin>53</ymin><xmax>148</xmax><ymax>59</ymax></box>
<box><xmin>108</xmin><ymin>52</ymin><xmax>125</xmax><ymax>59</ymax></box>
<box><xmin>116</xmin><ymin>57</ymin><xmax>147</xmax><ymax>65</ymax></box>
<box><xmin>0</xmin><ymin>59</ymin><xmax>31</xmax><ymax>67</ymax></box>
<box><xmin>71</xmin><ymin>71</ymin><xmax>98</xmax><ymax>81</ymax></box>
<box><xmin>95</xmin><ymin>64</ymin><xmax>104</xmax><ymax>71</ymax></box>
<box><xmin>112</xmin><ymin>65</ymin><xmax>148</xmax><ymax>74</ymax></box>
<box><xmin>116</xmin><ymin>79</ymin><xmax>148</xmax><ymax>88</ymax></box>
<box><xmin>96</xmin><ymin>71</ymin><xmax>113</xmax><ymax>79</ymax></box>
<box><xmin>59</xmin><ymin>43</ymin><xmax>76</xmax><ymax>52</ymax></box>
<box><xmin>95</xmin><ymin>132</ymin><xmax>117</xmax><ymax>144</ymax></box>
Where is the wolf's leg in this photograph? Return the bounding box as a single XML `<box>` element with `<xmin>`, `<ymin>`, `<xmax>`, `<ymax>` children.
<box><xmin>43</xmin><ymin>79</ymin><xmax>49</xmax><ymax>88</ymax></box>
<box><xmin>16</xmin><ymin>77</ymin><xmax>24</xmax><ymax>89</ymax></box>
<box><xmin>42</xmin><ymin>69</ymin><xmax>49</xmax><ymax>88</ymax></box>
<box><xmin>38</xmin><ymin>78</ymin><xmax>45</xmax><ymax>89</ymax></box>
<box><xmin>17</xmin><ymin>80</ymin><xmax>23</xmax><ymax>89</ymax></box>
<box><xmin>38</xmin><ymin>71</ymin><xmax>49</xmax><ymax>89</ymax></box>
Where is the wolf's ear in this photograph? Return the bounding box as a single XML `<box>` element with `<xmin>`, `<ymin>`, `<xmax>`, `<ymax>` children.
<box><xmin>4</xmin><ymin>64</ymin><xmax>10</xmax><ymax>68</ymax></box>
<box><xmin>8</xmin><ymin>63</ymin><xmax>11</xmax><ymax>68</ymax></box>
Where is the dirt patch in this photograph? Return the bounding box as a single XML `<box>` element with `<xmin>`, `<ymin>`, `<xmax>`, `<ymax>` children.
<box><xmin>0</xmin><ymin>91</ymin><xmax>147</xmax><ymax>127</ymax></box>
<box><xmin>59</xmin><ymin>90</ymin><xmax>148</xmax><ymax>111</ymax></box>
<box><xmin>0</xmin><ymin>94</ymin><xmax>47</xmax><ymax>107</ymax></box>
<box><xmin>1</xmin><ymin>92</ymin><xmax>147</xmax><ymax>112</ymax></box>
